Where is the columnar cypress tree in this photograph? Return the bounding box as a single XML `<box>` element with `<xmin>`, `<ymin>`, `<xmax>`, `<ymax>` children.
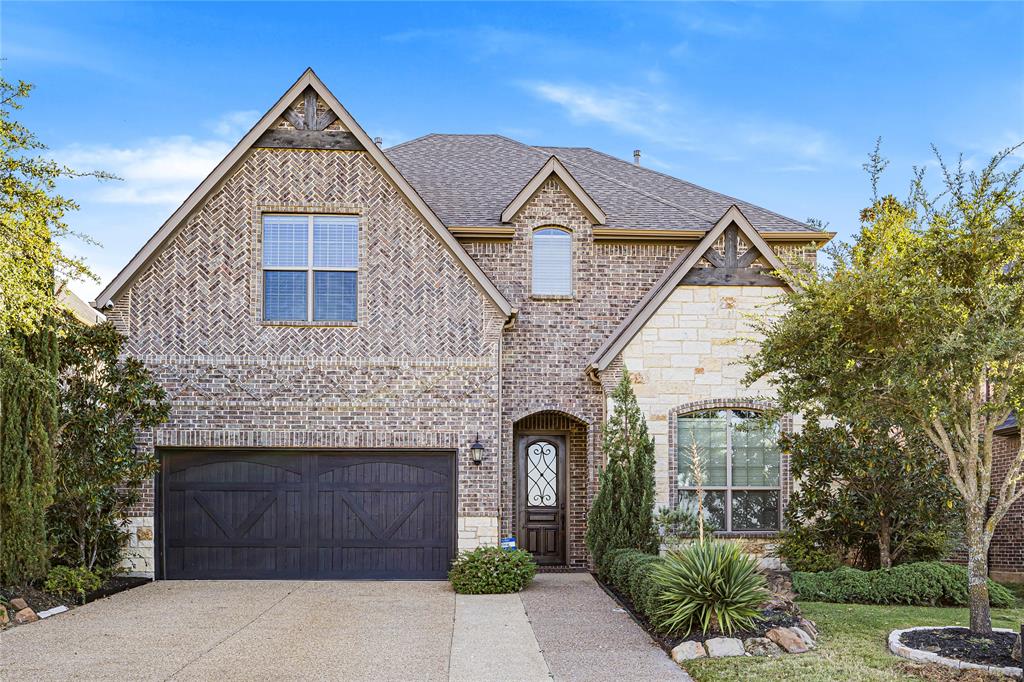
<box><xmin>586</xmin><ymin>371</ymin><xmax>659</xmax><ymax>568</ymax></box>
<box><xmin>0</xmin><ymin>327</ymin><xmax>59</xmax><ymax>584</ymax></box>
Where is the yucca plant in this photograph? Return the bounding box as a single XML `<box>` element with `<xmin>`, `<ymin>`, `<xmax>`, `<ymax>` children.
<box><xmin>652</xmin><ymin>539</ymin><xmax>769</xmax><ymax>636</ymax></box>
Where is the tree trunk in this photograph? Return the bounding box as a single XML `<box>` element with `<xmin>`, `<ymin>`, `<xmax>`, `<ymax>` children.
<box><xmin>965</xmin><ymin>504</ymin><xmax>992</xmax><ymax>634</ymax></box>
<box><xmin>878</xmin><ymin>516</ymin><xmax>892</xmax><ymax>569</ymax></box>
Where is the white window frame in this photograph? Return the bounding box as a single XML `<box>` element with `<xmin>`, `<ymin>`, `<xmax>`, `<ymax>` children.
<box><xmin>262</xmin><ymin>213</ymin><xmax>358</xmax><ymax>322</ymax></box>
<box><xmin>531</xmin><ymin>226</ymin><xmax>573</xmax><ymax>297</ymax></box>
<box><xmin>676</xmin><ymin>409</ymin><xmax>782</xmax><ymax>532</ymax></box>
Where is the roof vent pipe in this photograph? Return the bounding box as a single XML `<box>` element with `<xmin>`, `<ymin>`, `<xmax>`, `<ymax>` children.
<box><xmin>633</xmin><ymin>149</ymin><xmax>641</xmax><ymax>165</ymax></box>
<box><xmin>374</xmin><ymin>136</ymin><xmax>383</xmax><ymax>147</ymax></box>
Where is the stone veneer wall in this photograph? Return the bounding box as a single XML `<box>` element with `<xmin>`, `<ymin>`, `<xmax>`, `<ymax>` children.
<box><xmin>617</xmin><ymin>285</ymin><xmax>789</xmax><ymax>510</ymax></box>
<box><xmin>989</xmin><ymin>432</ymin><xmax>1023</xmax><ymax>581</ymax></box>
<box><xmin>462</xmin><ymin>177</ymin><xmax>689</xmax><ymax>566</ymax></box>
<box><xmin>105</xmin><ymin>138</ymin><xmax>506</xmax><ymax>575</ymax></box>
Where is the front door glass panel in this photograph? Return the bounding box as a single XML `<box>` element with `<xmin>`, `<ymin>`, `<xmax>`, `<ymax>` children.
<box><xmin>526</xmin><ymin>441</ymin><xmax>558</xmax><ymax>507</ymax></box>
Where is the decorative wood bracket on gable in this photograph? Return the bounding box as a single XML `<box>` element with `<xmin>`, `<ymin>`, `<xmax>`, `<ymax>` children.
<box><xmin>681</xmin><ymin>223</ymin><xmax>784</xmax><ymax>286</ymax></box>
<box><xmin>255</xmin><ymin>86</ymin><xmax>365</xmax><ymax>151</ymax></box>
<box><xmin>586</xmin><ymin>205</ymin><xmax>794</xmax><ymax>375</ymax></box>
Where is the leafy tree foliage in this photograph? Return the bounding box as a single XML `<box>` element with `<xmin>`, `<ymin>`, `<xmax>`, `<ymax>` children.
<box><xmin>780</xmin><ymin>419</ymin><xmax>960</xmax><ymax>570</ymax></box>
<box><xmin>49</xmin><ymin>317</ymin><xmax>169</xmax><ymax>572</ymax></box>
<box><xmin>746</xmin><ymin>142</ymin><xmax>1024</xmax><ymax>633</ymax></box>
<box><xmin>0</xmin><ymin>78</ymin><xmax>109</xmax><ymax>337</ymax></box>
<box><xmin>0</xmin><ymin>328</ymin><xmax>58</xmax><ymax>584</ymax></box>
<box><xmin>586</xmin><ymin>372</ymin><xmax>659</xmax><ymax>566</ymax></box>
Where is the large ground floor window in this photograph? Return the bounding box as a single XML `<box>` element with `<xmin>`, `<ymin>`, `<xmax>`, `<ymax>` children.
<box><xmin>677</xmin><ymin>409</ymin><xmax>781</xmax><ymax>532</ymax></box>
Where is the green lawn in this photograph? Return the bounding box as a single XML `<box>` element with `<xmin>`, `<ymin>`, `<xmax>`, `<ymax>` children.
<box><xmin>683</xmin><ymin>600</ymin><xmax>1024</xmax><ymax>682</ymax></box>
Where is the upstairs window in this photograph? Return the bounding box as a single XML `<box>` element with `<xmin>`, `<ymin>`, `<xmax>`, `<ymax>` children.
<box><xmin>262</xmin><ymin>214</ymin><xmax>358</xmax><ymax>322</ymax></box>
<box><xmin>532</xmin><ymin>227</ymin><xmax>571</xmax><ymax>296</ymax></box>
<box><xmin>676</xmin><ymin>409</ymin><xmax>781</xmax><ymax>532</ymax></box>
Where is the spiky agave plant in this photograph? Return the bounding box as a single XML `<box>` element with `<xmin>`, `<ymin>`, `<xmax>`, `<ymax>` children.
<box><xmin>652</xmin><ymin>539</ymin><xmax>769</xmax><ymax>636</ymax></box>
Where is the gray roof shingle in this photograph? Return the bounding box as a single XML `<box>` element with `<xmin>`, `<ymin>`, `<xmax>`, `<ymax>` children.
<box><xmin>385</xmin><ymin>134</ymin><xmax>810</xmax><ymax>232</ymax></box>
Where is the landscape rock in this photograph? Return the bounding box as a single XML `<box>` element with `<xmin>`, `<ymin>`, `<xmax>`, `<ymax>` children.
<box><xmin>767</xmin><ymin>627</ymin><xmax>810</xmax><ymax>654</ymax></box>
<box><xmin>798</xmin><ymin>617</ymin><xmax>818</xmax><ymax>639</ymax></box>
<box><xmin>705</xmin><ymin>637</ymin><xmax>745</xmax><ymax>657</ymax></box>
<box><xmin>791</xmin><ymin>626</ymin><xmax>816</xmax><ymax>649</ymax></box>
<box><xmin>10</xmin><ymin>598</ymin><xmax>27</xmax><ymax>611</ymax></box>
<box><xmin>744</xmin><ymin>637</ymin><xmax>783</xmax><ymax>657</ymax></box>
<box><xmin>13</xmin><ymin>607</ymin><xmax>38</xmax><ymax>625</ymax></box>
<box><xmin>1012</xmin><ymin>634</ymin><xmax>1021</xmax><ymax>662</ymax></box>
<box><xmin>670</xmin><ymin>641</ymin><xmax>707</xmax><ymax>662</ymax></box>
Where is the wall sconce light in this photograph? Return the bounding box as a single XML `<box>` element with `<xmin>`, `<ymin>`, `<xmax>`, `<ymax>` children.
<box><xmin>470</xmin><ymin>434</ymin><xmax>484</xmax><ymax>465</ymax></box>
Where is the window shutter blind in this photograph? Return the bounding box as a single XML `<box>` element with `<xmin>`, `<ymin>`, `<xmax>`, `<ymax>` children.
<box><xmin>532</xmin><ymin>229</ymin><xmax>571</xmax><ymax>295</ymax></box>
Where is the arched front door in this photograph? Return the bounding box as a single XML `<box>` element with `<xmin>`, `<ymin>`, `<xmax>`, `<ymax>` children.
<box><xmin>517</xmin><ymin>435</ymin><xmax>566</xmax><ymax>565</ymax></box>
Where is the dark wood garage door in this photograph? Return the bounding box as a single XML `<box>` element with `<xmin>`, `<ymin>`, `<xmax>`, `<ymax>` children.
<box><xmin>160</xmin><ymin>450</ymin><xmax>455</xmax><ymax>580</ymax></box>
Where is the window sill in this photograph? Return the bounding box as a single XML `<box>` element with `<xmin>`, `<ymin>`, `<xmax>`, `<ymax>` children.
<box><xmin>530</xmin><ymin>294</ymin><xmax>575</xmax><ymax>302</ymax></box>
<box><xmin>260</xmin><ymin>320</ymin><xmax>360</xmax><ymax>328</ymax></box>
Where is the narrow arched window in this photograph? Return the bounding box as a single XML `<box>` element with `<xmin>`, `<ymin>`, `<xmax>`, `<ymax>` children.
<box><xmin>532</xmin><ymin>227</ymin><xmax>571</xmax><ymax>296</ymax></box>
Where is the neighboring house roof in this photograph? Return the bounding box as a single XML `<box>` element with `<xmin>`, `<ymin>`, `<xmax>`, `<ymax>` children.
<box><xmin>59</xmin><ymin>287</ymin><xmax>105</xmax><ymax>326</ymax></box>
<box><xmin>996</xmin><ymin>413</ymin><xmax>1019</xmax><ymax>436</ymax></box>
<box><xmin>588</xmin><ymin>205</ymin><xmax>790</xmax><ymax>374</ymax></box>
<box><xmin>93</xmin><ymin>69</ymin><xmax>514</xmax><ymax>319</ymax></box>
<box><xmin>501</xmin><ymin>156</ymin><xmax>607</xmax><ymax>225</ymax></box>
<box><xmin>386</xmin><ymin>134</ymin><xmax>814</xmax><ymax>232</ymax></box>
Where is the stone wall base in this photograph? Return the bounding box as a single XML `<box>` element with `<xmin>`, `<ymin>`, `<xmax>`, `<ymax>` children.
<box><xmin>458</xmin><ymin>516</ymin><xmax>500</xmax><ymax>551</ymax></box>
<box><xmin>120</xmin><ymin>516</ymin><xmax>155</xmax><ymax>577</ymax></box>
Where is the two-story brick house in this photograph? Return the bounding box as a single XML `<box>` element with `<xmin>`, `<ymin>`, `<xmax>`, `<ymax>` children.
<box><xmin>94</xmin><ymin>69</ymin><xmax>832</xmax><ymax>579</ymax></box>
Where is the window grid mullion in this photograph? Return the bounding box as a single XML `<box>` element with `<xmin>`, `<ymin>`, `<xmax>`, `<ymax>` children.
<box><xmin>307</xmin><ymin>215</ymin><xmax>314</xmax><ymax>321</ymax></box>
<box><xmin>725</xmin><ymin>410</ymin><xmax>733</xmax><ymax>532</ymax></box>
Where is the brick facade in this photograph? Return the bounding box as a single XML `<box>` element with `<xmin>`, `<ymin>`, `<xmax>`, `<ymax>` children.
<box><xmin>106</xmin><ymin>88</ymin><xmax>832</xmax><ymax>575</ymax></box>
<box><xmin>108</xmin><ymin>125</ymin><xmax>506</xmax><ymax>572</ymax></box>
<box><xmin>990</xmin><ymin>431</ymin><xmax>1023</xmax><ymax>581</ymax></box>
<box><xmin>462</xmin><ymin>177</ymin><xmax>689</xmax><ymax>567</ymax></box>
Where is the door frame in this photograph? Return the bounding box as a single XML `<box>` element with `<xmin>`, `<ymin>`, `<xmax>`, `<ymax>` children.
<box><xmin>156</xmin><ymin>447</ymin><xmax>458</xmax><ymax>580</ymax></box>
<box><xmin>515</xmin><ymin>431</ymin><xmax>568</xmax><ymax>565</ymax></box>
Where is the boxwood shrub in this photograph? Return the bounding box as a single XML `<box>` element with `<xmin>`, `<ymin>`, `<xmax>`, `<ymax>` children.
<box><xmin>597</xmin><ymin>548</ymin><xmax>668</xmax><ymax>627</ymax></box>
<box><xmin>792</xmin><ymin>561</ymin><xmax>1015</xmax><ymax>607</ymax></box>
<box><xmin>448</xmin><ymin>547</ymin><xmax>536</xmax><ymax>594</ymax></box>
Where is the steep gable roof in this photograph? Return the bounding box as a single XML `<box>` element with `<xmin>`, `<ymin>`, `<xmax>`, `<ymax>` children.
<box><xmin>386</xmin><ymin>134</ymin><xmax>818</xmax><ymax>232</ymax></box>
<box><xmin>502</xmin><ymin>156</ymin><xmax>607</xmax><ymax>225</ymax></box>
<box><xmin>94</xmin><ymin>70</ymin><xmax>514</xmax><ymax>318</ymax></box>
<box><xmin>588</xmin><ymin>205</ymin><xmax>791</xmax><ymax>374</ymax></box>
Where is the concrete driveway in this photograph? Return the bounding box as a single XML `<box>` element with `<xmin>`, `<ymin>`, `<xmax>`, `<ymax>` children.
<box><xmin>0</xmin><ymin>574</ymin><xmax>689</xmax><ymax>682</ymax></box>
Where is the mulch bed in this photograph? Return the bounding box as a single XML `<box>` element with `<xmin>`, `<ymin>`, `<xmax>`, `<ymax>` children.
<box><xmin>2</xmin><ymin>575</ymin><xmax>150</xmax><ymax>625</ymax></box>
<box><xmin>901</xmin><ymin>628</ymin><xmax>1020</xmax><ymax>669</ymax></box>
<box><xmin>595</xmin><ymin>573</ymin><xmax>801</xmax><ymax>652</ymax></box>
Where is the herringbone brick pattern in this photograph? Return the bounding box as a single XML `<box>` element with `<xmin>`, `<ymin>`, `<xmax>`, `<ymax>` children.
<box><xmin>113</xmin><ymin>147</ymin><xmax>505</xmax><ymax>518</ymax></box>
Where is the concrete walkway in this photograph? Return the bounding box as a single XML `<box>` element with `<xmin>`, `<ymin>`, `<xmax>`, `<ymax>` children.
<box><xmin>0</xmin><ymin>574</ymin><xmax>688</xmax><ymax>681</ymax></box>
<box><xmin>523</xmin><ymin>573</ymin><xmax>690</xmax><ymax>681</ymax></box>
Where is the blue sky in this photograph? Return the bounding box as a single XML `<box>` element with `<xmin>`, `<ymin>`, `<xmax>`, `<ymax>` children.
<box><xmin>4</xmin><ymin>2</ymin><xmax>1023</xmax><ymax>301</ymax></box>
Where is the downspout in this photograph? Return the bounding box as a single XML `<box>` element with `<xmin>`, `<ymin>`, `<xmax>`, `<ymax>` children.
<box><xmin>498</xmin><ymin>311</ymin><xmax>515</xmax><ymax>540</ymax></box>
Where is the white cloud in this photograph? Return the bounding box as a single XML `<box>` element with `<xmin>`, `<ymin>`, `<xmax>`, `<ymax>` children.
<box><xmin>54</xmin><ymin>110</ymin><xmax>261</xmax><ymax>206</ymax></box>
<box><xmin>525</xmin><ymin>80</ymin><xmax>843</xmax><ymax>169</ymax></box>
<box><xmin>208</xmin><ymin>110</ymin><xmax>260</xmax><ymax>138</ymax></box>
<box><xmin>58</xmin><ymin>136</ymin><xmax>231</xmax><ymax>205</ymax></box>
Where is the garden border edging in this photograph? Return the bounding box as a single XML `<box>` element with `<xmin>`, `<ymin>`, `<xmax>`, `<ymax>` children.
<box><xmin>888</xmin><ymin>625</ymin><xmax>1022</xmax><ymax>678</ymax></box>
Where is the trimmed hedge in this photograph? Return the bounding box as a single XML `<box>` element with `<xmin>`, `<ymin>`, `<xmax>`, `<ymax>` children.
<box><xmin>792</xmin><ymin>561</ymin><xmax>1015</xmax><ymax>608</ymax></box>
<box><xmin>448</xmin><ymin>547</ymin><xmax>537</xmax><ymax>594</ymax></box>
<box><xmin>598</xmin><ymin>548</ymin><xmax>668</xmax><ymax>628</ymax></box>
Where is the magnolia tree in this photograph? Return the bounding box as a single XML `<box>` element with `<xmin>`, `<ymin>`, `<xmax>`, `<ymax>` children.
<box><xmin>746</xmin><ymin>144</ymin><xmax>1023</xmax><ymax>634</ymax></box>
